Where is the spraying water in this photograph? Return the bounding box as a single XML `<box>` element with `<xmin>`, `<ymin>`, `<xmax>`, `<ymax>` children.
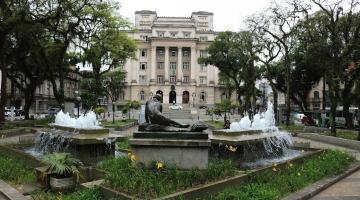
<box><xmin>53</xmin><ymin>110</ymin><xmax>102</xmax><ymax>129</ymax></box>
<box><xmin>227</xmin><ymin>101</ymin><xmax>296</xmax><ymax>166</ymax></box>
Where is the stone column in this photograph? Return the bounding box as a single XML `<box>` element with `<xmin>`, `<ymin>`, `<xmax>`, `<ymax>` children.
<box><xmin>164</xmin><ymin>46</ymin><xmax>169</xmax><ymax>83</ymax></box>
<box><xmin>150</xmin><ymin>46</ymin><xmax>156</xmax><ymax>85</ymax></box>
<box><xmin>190</xmin><ymin>47</ymin><xmax>196</xmax><ymax>84</ymax></box>
<box><xmin>177</xmin><ymin>47</ymin><xmax>182</xmax><ymax>83</ymax></box>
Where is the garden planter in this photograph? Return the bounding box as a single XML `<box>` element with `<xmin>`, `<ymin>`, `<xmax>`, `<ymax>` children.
<box><xmin>50</xmin><ymin>176</ymin><xmax>75</xmax><ymax>192</ymax></box>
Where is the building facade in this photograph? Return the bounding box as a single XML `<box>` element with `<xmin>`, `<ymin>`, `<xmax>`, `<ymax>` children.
<box><xmin>122</xmin><ymin>11</ymin><xmax>225</xmax><ymax>107</ymax></box>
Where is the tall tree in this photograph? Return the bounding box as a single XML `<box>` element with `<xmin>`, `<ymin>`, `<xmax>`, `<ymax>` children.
<box><xmin>199</xmin><ymin>31</ymin><xmax>258</xmax><ymax>114</ymax></box>
<box><xmin>300</xmin><ymin>0</ymin><xmax>360</xmax><ymax>134</ymax></box>
<box><xmin>248</xmin><ymin>1</ymin><xmax>302</xmax><ymax>126</ymax></box>
<box><xmin>79</xmin><ymin>28</ymin><xmax>136</xmax><ymax>105</ymax></box>
<box><xmin>103</xmin><ymin>70</ymin><xmax>127</xmax><ymax>123</ymax></box>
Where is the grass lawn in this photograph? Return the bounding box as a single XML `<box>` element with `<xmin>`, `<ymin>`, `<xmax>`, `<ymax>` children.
<box><xmin>101</xmin><ymin>119</ymin><xmax>136</xmax><ymax>127</ymax></box>
<box><xmin>31</xmin><ymin>187</ymin><xmax>103</xmax><ymax>200</ymax></box>
<box><xmin>98</xmin><ymin>157</ymin><xmax>236</xmax><ymax>199</ymax></box>
<box><xmin>207</xmin><ymin>150</ymin><xmax>355</xmax><ymax>200</ymax></box>
<box><xmin>206</xmin><ymin>120</ymin><xmax>224</xmax><ymax>129</ymax></box>
<box><xmin>279</xmin><ymin>124</ymin><xmax>304</xmax><ymax>132</ymax></box>
<box><xmin>321</xmin><ymin>130</ymin><xmax>359</xmax><ymax>140</ymax></box>
<box><xmin>0</xmin><ymin>147</ymin><xmax>36</xmax><ymax>185</ymax></box>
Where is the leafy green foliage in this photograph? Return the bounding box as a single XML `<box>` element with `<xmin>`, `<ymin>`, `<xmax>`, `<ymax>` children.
<box><xmin>31</xmin><ymin>187</ymin><xmax>103</xmax><ymax>200</ymax></box>
<box><xmin>208</xmin><ymin>150</ymin><xmax>355</xmax><ymax>200</ymax></box>
<box><xmin>0</xmin><ymin>148</ymin><xmax>35</xmax><ymax>185</ymax></box>
<box><xmin>115</xmin><ymin>138</ymin><xmax>130</xmax><ymax>150</ymax></box>
<box><xmin>98</xmin><ymin>157</ymin><xmax>236</xmax><ymax>199</ymax></box>
<box><xmin>123</xmin><ymin>100</ymin><xmax>141</xmax><ymax>119</ymax></box>
<box><xmin>42</xmin><ymin>153</ymin><xmax>82</xmax><ymax>182</ymax></box>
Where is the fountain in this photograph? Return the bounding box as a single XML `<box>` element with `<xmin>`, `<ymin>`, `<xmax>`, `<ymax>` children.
<box><xmin>211</xmin><ymin>102</ymin><xmax>298</xmax><ymax>168</ymax></box>
<box><xmin>29</xmin><ymin>110</ymin><xmax>125</xmax><ymax>164</ymax></box>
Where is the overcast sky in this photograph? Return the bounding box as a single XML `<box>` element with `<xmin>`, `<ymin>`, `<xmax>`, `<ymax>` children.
<box><xmin>117</xmin><ymin>0</ymin><xmax>272</xmax><ymax>31</ymax></box>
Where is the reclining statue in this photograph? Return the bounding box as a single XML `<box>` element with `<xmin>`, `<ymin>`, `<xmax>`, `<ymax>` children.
<box><xmin>139</xmin><ymin>94</ymin><xmax>208</xmax><ymax>132</ymax></box>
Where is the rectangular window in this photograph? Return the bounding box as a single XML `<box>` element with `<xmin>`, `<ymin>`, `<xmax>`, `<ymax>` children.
<box><xmin>157</xmin><ymin>75</ymin><xmax>164</xmax><ymax>84</ymax></box>
<box><xmin>182</xmin><ymin>62</ymin><xmax>190</xmax><ymax>70</ymax></box>
<box><xmin>157</xmin><ymin>50</ymin><xmax>164</xmax><ymax>57</ymax></box>
<box><xmin>200</xmin><ymin>36</ymin><xmax>208</xmax><ymax>41</ymax></box>
<box><xmin>170</xmin><ymin>75</ymin><xmax>176</xmax><ymax>83</ymax></box>
<box><xmin>200</xmin><ymin>50</ymin><xmax>208</xmax><ymax>58</ymax></box>
<box><xmin>140</xmin><ymin>49</ymin><xmax>147</xmax><ymax>57</ymax></box>
<box><xmin>183</xmin><ymin>76</ymin><xmax>189</xmax><ymax>83</ymax></box>
<box><xmin>200</xmin><ymin>63</ymin><xmax>207</xmax><ymax>71</ymax></box>
<box><xmin>170</xmin><ymin>62</ymin><xmax>177</xmax><ymax>75</ymax></box>
<box><xmin>157</xmin><ymin>62</ymin><xmax>164</xmax><ymax>69</ymax></box>
<box><xmin>171</xmin><ymin>50</ymin><xmax>176</xmax><ymax>57</ymax></box>
<box><xmin>183</xmin><ymin>50</ymin><xmax>189</xmax><ymax>57</ymax></box>
<box><xmin>199</xmin><ymin>76</ymin><xmax>207</xmax><ymax>84</ymax></box>
<box><xmin>139</xmin><ymin>62</ymin><xmax>147</xmax><ymax>70</ymax></box>
<box><xmin>139</xmin><ymin>75</ymin><xmax>147</xmax><ymax>84</ymax></box>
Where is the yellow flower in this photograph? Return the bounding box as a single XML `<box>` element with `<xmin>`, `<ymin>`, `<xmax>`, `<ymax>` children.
<box><xmin>128</xmin><ymin>152</ymin><xmax>132</xmax><ymax>157</ymax></box>
<box><xmin>297</xmin><ymin>172</ymin><xmax>301</xmax><ymax>176</ymax></box>
<box><xmin>228</xmin><ymin>145</ymin><xmax>237</xmax><ymax>152</ymax></box>
<box><xmin>272</xmin><ymin>167</ymin><xmax>277</xmax><ymax>172</ymax></box>
<box><xmin>130</xmin><ymin>154</ymin><xmax>136</xmax><ymax>162</ymax></box>
<box><xmin>156</xmin><ymin>161</ymin><xmax>164</xmax><ymax>170</ymax></box>
<box><xmin>272</xmin><ymin>163</ymin><xmax>277</xmax><ymax>167</ymax></box>
<box><xmin>289</xmin><ymin>163</ymin><xmax>293</xmax><ymax>168</ymax></box>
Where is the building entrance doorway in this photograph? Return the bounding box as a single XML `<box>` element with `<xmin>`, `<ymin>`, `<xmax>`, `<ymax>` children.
<box><xmin>169</xmin><ymin>91</ymin><xmax>176</xmax><ymax>104</ymax></box>
<box><xmin>182</xmin><ymin>91</ymin><xmax>189</xmax><ymax>104</ymax></box>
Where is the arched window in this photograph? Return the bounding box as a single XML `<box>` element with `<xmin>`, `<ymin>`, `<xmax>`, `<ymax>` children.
<box><xmin>200</xmin><ymin>91</ymin><xmax>206</xmax><ymax>102</ymax></box>
<box><xmin>140</xmin><ymin>91</ymin><xmax>145</xmax><ymax>101</ymax></box>
<box><xmin>314</xmin><ymin>91</ymin><xmax>320</xmax><ymax>99</ymax></box>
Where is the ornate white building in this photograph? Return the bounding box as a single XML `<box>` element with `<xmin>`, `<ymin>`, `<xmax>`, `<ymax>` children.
<box><xmin>122</xmin><ymin>10</ymin><xmax>225</xmax><ymax>107</ymax></box>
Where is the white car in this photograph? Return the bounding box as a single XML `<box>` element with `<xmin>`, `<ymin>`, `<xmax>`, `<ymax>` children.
<box><xmin>169</xmin><ymin>104</ymin><xmax>183</xmax><ymax>110</ymax></box>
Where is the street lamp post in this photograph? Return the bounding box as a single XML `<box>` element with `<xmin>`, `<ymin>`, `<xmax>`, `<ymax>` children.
<box><xmin>192</xmin><ymin>92</ymin><xmax>196</xmax><ymax>108</ymax></box>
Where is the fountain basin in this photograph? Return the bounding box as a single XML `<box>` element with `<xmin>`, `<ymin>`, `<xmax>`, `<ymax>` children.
<box><xmin>213</xmin><ymin>129</ymin><xmax>262</xmax><ymax>136</ymax></box>
<box><xmin>211</xmin><ymin>131</ymin><xmax>291</xmax><ymax>145</ymax></box>
<box><xmin>49</xmin><ymin>124</ymin><xmax>109</xmax><ymax>134</ymax></box>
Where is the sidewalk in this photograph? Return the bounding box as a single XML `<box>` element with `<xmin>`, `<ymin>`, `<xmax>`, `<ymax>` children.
<box><xmin>293</xmin><ymin>137</ymin><xmax>360</xmax><ymax>200</ymax></box>
<box><xmin>310</xmin><ymin>169</ymin><xmax>360</xmax><ymax>200</ymax></box>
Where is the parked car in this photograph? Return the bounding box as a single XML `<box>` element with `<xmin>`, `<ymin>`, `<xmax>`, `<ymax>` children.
<box><xmin>4</xmin><ymin>109</ymin><xmax>11</xmax><ymax>117</ymax></box>
<box><xmin>15</xmin><ymin>109</ymin><xmax>25</xmax><ymax>116</ymax></box>
<box><xmin>169</xmin><ymin>104</ymin><xmax>183</xmax><ymax>110</ymax></box>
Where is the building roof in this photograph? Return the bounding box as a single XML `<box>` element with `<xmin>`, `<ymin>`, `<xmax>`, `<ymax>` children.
<box><xmin>135</xmin><ymin>10</ymin><xmax>157</xmax><ymax>15</ymax></box>
<box><xmin>191</xmin><ymin>11</ymin><xmax>213</xmax><ymax>15</ymax></box>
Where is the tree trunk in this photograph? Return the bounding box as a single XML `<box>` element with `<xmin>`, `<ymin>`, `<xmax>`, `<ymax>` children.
<box><xmin>270</xmin><ymin>83</ymin><xmax>278</xmax><ymax>125</ymax></box>
<box><xmin>23</xmin><ymin>85</ymin><xmax>36</xmax><ymax>120</ymax></box>
<box><xmin>330</xmin><ymin>98</ymin><xmax>337</xmax><ymax>136</ymax></box>
<box><xmin>0</xmin><ymin>65</ymin><xmax>7</xmax><ymax>123</ymax></box>
<box><xmin>343</xmin><ymin>102</ymin><xmax>352</xmax><ymax>129</ymax></box>
<box><xmin>112</xmin><ymin>102</ymin><xmax>115</xmax><ymax>124</ymax></box>
<box><xmin>285</xmin><ymin>58</ymin><xmax>291</xmax><ymax>126</ymax></box>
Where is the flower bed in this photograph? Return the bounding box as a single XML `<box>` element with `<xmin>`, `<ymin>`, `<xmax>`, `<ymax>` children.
<box><xmin>98</xmin><ymin>156</ymin><xmax>237</xmax><ymax>199</ymax></box>
<box><xmin>208</xmin><ymin>150</ymin><xmax>355</xmax><ymax>200</ymax></box>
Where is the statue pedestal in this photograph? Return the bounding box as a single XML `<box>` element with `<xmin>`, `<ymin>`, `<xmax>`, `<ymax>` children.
<box><xmin>130</xmin><ymin>132</ymin><xmax>210</xmax><ymax>169</ymax></box>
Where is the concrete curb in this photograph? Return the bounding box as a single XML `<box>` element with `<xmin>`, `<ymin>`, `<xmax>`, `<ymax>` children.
<box><xmin>297</xmin><ymin>132</ymin><xmax>360</xmax><ymax>151</ymax></box>
<box><xmin>282</xmin><ymin>161</ymin><xmax>360</xmax><ymax>200</ymax></box>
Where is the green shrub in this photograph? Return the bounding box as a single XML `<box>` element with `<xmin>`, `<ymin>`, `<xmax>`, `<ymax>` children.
<box><xmin>208</xmin><ymin>150</ymin><xmax>355</xmax><ymax>200</ymax></box>
<box><xmin>98</xmin><ymin>157</ymin><xmax>236</xmax><ymax>199</ymax></box>
<box><xmin>116</xmin><ymin>138</ymin><xmax>130</xmax><ymax>150</ymax></box>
